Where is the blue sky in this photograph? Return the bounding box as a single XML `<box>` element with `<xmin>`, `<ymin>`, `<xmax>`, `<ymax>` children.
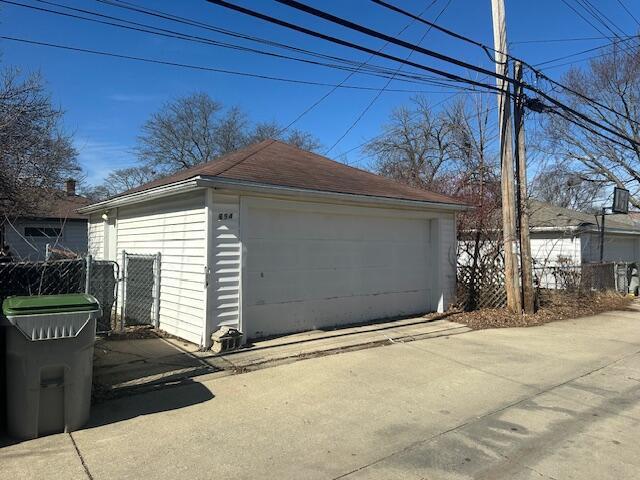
<box><xmin>2</xmin><ymin>0</ymin><xmax>639</xmax><ymax>186</ymax></box>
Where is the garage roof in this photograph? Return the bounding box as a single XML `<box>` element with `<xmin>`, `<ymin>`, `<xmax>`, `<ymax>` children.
<box><xmin>115</xmin><ymin>140</ymin><xmax>465</xmax><ymax>206</ymax></box>
<box><xmin>530</xmin><ymin>200</ymin><xmax>640</xmax><ymax>232</ymax></box>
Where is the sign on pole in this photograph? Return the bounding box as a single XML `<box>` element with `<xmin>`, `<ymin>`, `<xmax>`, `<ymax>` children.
<box><xmin>612</xmin><ymin>187</ymin><xmax>630</xmax><ymax>214</ymax></box>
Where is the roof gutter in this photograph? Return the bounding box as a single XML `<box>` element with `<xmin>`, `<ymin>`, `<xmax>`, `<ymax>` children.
<box><xmin>195</xmin><ymin>176</ymin><xmax>469</xmax><ymax>211</ymax></box>
<box><xmin>78</xmin><ymin>175</ymin><xmax>468</xmax><ymax>214</ymax></box>
<box><xmin>77</xmin><ymin>178</ymin><xmax>201</xmax><ymax>214</ymax></box>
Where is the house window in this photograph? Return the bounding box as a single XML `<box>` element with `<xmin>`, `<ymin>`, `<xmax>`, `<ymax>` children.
<box><xmin>24</xmin><ymin>227</ymin><xmax>62</xmax><ymax>238</ymax></box>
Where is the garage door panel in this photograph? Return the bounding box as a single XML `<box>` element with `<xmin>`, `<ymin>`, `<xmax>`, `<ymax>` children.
<box><xmin>247</xmin><ymin>239</ymin><xmax>408</xmax><ymax>271</ymax></box>
<box><xmin>243</xmin><ymin>200</ymin><xmax>434</xmax><ymax>338</ymax></box>
<box><xmin>245</xmin><ymin>289</ymin><xmax>431</xmax><ymax>338</ymax></box>
<box><xmin>247</xmin><ymin>239</ymin><xmax>428</xmax><ymax>270</ymax></box>
<box><xmin>246</xmin><ymin>208</ymin><xmax>428</xmax><ymax>242</ymax></box>
<box><xmin>244</xmin><ymin>262</ymin><xmax>429</xmax><ymax>307</ymax></box>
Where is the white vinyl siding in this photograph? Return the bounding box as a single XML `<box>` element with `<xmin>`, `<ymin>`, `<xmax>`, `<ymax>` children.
<box><xmin>116</xmin><ymin>191</ymin><xmax>207</xmax><ymax>345</ymax></box>
<box><xmin>207</xmin><ymin>193</ymin><xmax>241</xmax><ymax>337</ymax></box>
<box><xmin>437</xmin><ymin>215</ymin><xmax>457</xmax><ymax>311</ymax></box>
<box><xmin>88</xmin><ymin>214</ymin><xmax>104</xmax><ymax>259</ymax></box>
<box><xmin>581</xmin><ymin>232</ymin><xmax>640</xmax><ymax>263</ymax></box>
<box><xmin>6</xmin><ymin>218</ymin><xmax>87</xmax><ymax>261</ymax></box>
<box><xmin>530</xmin><ymin>233</ymin><xmax>582</xmax><ymax>267</ymax></box>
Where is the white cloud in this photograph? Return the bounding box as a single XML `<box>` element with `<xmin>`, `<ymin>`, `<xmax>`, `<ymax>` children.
<box><xmin>75</xmin><ymin>138</ymin><xmax>137</xmax><ymax>185</ymax></box>
<box><xmin>108</xmin><ymin>93</ymin><xmax>160</xmax><ymax>103</ymax></box>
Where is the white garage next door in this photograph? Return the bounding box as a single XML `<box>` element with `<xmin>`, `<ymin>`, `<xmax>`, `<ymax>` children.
<box><xmin>242</xmin><ymin>198</ymin><xmax>434</xmax><ymax>339</ymax></box>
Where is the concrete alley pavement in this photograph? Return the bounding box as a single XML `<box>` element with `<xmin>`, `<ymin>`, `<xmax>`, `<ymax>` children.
<box><xmin>2</xmin><ymin>307</ymin><xmax>640</xmax><ymax>479</ymax></box>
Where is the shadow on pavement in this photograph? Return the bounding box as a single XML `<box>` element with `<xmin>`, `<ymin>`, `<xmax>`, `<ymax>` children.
<box><xmin>0</xmin><ymin>379</ymin><xmax>214</xmax><ymax>446</ymax></box>
<box><xmin>92</xmin><ymin>334</ymin><xmax>222</xmax><ymax>403</ymax></box>
<box><xmin>87</xmin><ymin>377</ymin><xmax>215</xmax><ymax>428</ymax></box>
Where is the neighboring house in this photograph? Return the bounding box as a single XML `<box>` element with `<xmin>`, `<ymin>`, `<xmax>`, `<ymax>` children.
<box><xmin>2</xmin><ymin>180</ymin><xmax>91</xmax><ymax>261</ymax></box>
<box><xmin>79</xmin><ymin>140</ymin><xmax>466</xmax><ymax>347</ymax></box>
<box><xmin>528</xmin><ymin>200</ymin><xmax>640</xmax><ymax>268</ymax></box>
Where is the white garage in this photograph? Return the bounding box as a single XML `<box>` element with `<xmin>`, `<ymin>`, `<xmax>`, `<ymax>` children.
<box><xmin>80</xmin><ymin>140</ymin><xmax>464</xmax><ymax>347</ymax></box>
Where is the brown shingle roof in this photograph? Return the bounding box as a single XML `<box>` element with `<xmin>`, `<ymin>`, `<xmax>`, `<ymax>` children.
<box><xmin>29</xmin><ymin>192</ymin><xmax>92</xmax><ymax>220</ymax></box>
<box><xmin>529</xmin><ymin>200</ymin><xmax>640</xmax><ymax>232</ymax></box>
<box><xmin>119</xmin><ymin>140</ymin><xmax>464</xmax><ymax>206</ymax></box>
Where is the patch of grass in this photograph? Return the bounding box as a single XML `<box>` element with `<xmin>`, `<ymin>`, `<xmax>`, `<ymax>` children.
<box><xmin>453</xmin><ymin>291</ymin><xmax>634</xmax><ymax>330</ymax></box>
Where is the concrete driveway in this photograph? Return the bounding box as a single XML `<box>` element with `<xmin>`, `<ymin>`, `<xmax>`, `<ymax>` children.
<box><xmin>2</xmin><ymin>307</ymin><xmax>640</xmax><ymax>479</ymax></box>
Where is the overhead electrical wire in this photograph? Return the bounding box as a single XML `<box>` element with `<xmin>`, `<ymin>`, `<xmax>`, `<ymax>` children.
<box><xmin>0</xmin><ymin>34</ymin><xmax>477</xmax><ymax>94</ymax></box>
<box><xmin>616</xmin><ymin>0</ymin><xmax>640</xmax><ymax>28</ymax></box>
<box><xmin>8</xmin><ymin>0</ymin><xmax>640</xmax><ymax>154</ymax></box>
<box><xmin>534</xmin><ymin>32</ymin><xmax>638</xmax><ymax>67</ymax></box>
<box><xmin>574</xmin><ymin>0</ymin><xmax>626</xmax><ymax>38</ymax></box>
<box><xmin>242</xmin><ymin>0</ymin><xmax>640</xmax><ymax>148</ymax></box>
<box><xmin>5</xmin><ymin>0</ymin><xmax>464</xmax><ymax>89</ymax></box>
<box><xmin>559</xmin><ymin>0</ymin><xmax>611</xmax><ymax>38</ymax></box>
<box><xmin>324</xmin><ymin>0</ymin><xmax>453</xmax><ymax>155</ymax></box>
<box><xmin>193</xmin><ymin>0</ymin><xmax>450</xmax><ymax>179</ymax></box>
<box><xmin>370</xmin><ymin>0</ymin><xmax>640</xmax><ymax>129</ymax></box>
<box><xmin>511</xmin><ymin>35</ymin><xmax>629</xmax><ymax>45</ymax></box>
<box><xmin>539</xmin><ymin>38</ymin><xmax>640</xmax><ymax>71</ymax></box>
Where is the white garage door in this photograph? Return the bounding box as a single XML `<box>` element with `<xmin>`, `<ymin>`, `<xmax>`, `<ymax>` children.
<box><xmin>242</xmin><ymin>198</ymin><xmax>435</xmax><ymax>338</ymax></box>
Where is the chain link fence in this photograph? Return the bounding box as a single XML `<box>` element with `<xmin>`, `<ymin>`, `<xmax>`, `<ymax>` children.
<box><xmin>120</xmin><ymin>251</ymin><xmax>160</xmax><ymax>328</ymax></box>
<box><xmin>0</xmin><ymin>257</ymin><xmax>119</xmax><ymax>332</ymax></box>
<box><xmin>532</xmin><ymin>262</ymin><xmax>632</xmax><ymax>294</ymax></box>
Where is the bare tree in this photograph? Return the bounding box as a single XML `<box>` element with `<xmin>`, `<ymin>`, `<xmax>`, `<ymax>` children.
<box><xmin>365</xmin><ymin>96</ymin><xmax>456</xmax><ymax>193</ymax></box>
<box><xmin>136</xmin><ymin>92</ymin><xmax>321</xmax><ymax>177</ymax></box>
<box><xmin>367</xmin><ymin>94</ymin><xmax>503</xmax><ymax>309</ymax></box>
<box><xmin>82</xmin><ymin>165</ymin><xmax>157</xmax><ymax>200</ymax></box>
<box><xmin>137</xmin><ymin>92</ymin><xmax>241</xmax><ymax>174</ymax></box>
<box><xmin>0</xmin><ymin>67</ymin><xmax>79</xmax><ymax>220</ymax></box>
<box><xmin>250</xmin><ymin>121</ymin><xmax>321</xmax><ymax>152</ymax></box>
<box><xmin>543</xmin><ymin>42</ymin><xmax>640</xmax><ymax>208</ymax></box>
<box><xmin>529</xmin><ymin>162</ymin><xmax>603</xmax><ymax>211</ymax></box>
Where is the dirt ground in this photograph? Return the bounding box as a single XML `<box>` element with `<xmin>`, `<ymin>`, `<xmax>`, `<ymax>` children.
<box><xmin>452</xmin><ymin>291</ymin><xmax>634</xmax><ymax>330</ymax></box>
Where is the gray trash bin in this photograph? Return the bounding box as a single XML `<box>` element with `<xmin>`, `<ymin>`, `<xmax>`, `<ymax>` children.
<box><xmin>2</xmin><ymin>293</ymin><xmax>100</xmax><ymax>440</ymax></box>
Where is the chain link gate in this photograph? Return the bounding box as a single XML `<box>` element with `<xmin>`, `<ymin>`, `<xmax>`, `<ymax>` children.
<box><xmin>88</xmin><ymin>259</ymin><xmax>119</xmax><ymax>332</ymax></box>
<box><xmin>120</xmin><ymin>251</ymin><xmax>161</xmax><ymax>329</ymax></box>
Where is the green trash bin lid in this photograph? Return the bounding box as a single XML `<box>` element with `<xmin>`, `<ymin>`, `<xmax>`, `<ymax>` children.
<box><xmin>2</xmin><ymin>293</ymin><xmax>100</xmax><ymax>316</ymax></box>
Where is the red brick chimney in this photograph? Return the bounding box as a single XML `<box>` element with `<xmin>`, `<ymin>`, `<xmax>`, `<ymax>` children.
<box><xmin>65</xmin><ymin>178</ymin><xmax>76</xmax><ymax>196</ymax></box>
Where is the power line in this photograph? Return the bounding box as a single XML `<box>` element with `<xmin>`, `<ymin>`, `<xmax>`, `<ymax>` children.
<box><xmin>204</xmin><ymin>0</ymin><xmax>507</xmax><ymax>97</ymax></box>
<box><xmin>616</xmin><ymin>0</ymin><xmax>640</xmax><ymax>28</ymax></box>
<box><xmin>559</xmin><ymin>0</ymin><xmax>611</xmax><ymax>38</ymax></box>
<box><xmin>249</xmin><ymin>0</ymin><xmax>640</xmax><ymax>147</ymax></box>
<box><xmin>165</xmin><ymin>0</ymin><xmax>445</xmax><ymax>178</ymax></box>
<box><xmin>370</xmin><ymin>0</ymin><xmax>640</xmax><ymax>129</ymax></box>
<box><xmin>324</xmin><ymin>0</ymin><xmax>453</xmax><ymax>155</ymax></box>
<box><xmin>334</xmin><ymin>91</ymin><xmax>500</xmax><ymax>163</ymax></box>
<box><xmin>0</xmin><ymin>34</ymin><xmax>479</xmax><ymax>94</ymax></box>
<box><xmin>538</xmin><ymin>36</ymin><xmax>640</xmax><ymax>71</ymax></box>
<box><xmin>574</xmin><ymin>0</ymin><xmax>626</xmax><ymax>38</ymax></box>
<box><xmin>533</xmin><ymin>35</ymin><xmax>638</xmax><ymax>67</ymax></box>
<box><xmin>370</xmin><ymin>0</ymin><xmax>491</xmax><ymax>53</ymax></box>
<box><xmin>270</xmin><ymin>0</ymin><xmax>515</xmax><ymax>84</ymax></box>
<box><xmin>4</xmin><ymin>0</ymin><xmax>460</xmax><ymax>89</ymax></box>
<box><xmin>511</xmin><ymin>35</ymin><xmax>627</xmax><ymax>45</ymax></box>
<box><xmin>548</xmin><ymin>106</ymin><xmax>638</xmax><ymax>152</ymax></box>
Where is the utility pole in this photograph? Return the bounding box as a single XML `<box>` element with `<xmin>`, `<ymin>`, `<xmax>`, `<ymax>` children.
<box><xmin>513</xmin><ymin>60</ymin><xmax>535</xmax><ymax>314</ymax></box>
<box><xmin>599</xmin><ymin>207</ymin><xmax>606</xmax><ymax>263</ymax></box>
<box><xmin>491</xmin><ymin>0</ymin><xmax>521</xmax><ymax>313</ymax></box>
